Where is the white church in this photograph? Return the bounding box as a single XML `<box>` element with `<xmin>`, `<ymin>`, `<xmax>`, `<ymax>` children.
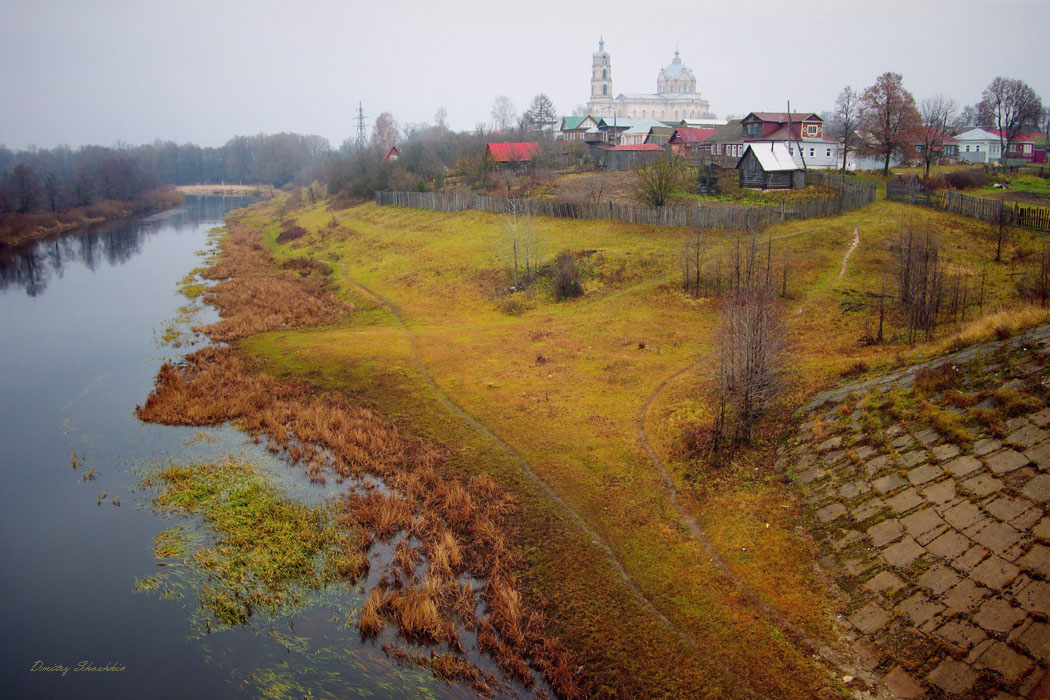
<box><xmin>580</xmin><ymin>39</ymin><xmax>714</xmax><ymax>122</ymax></box>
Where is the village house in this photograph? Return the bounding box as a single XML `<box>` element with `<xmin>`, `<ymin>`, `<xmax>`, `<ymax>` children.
<box><xmin>912</xmin><ymin>127</ymin><xmax>957</xmax><ymax>162</ymax></box>
<box><xmin>736</xmin><ymin>143</ymin><xmax>806</xmax><ymax>189</ymax></box>
<box><xmin>644</xmin><ymin>124</ymin><xmax>676</xmax><ymax>147</ymax></box>
<box><xmin>702</xmin><ymin>119</ymin><xmax>747</xmax><ymax>161</ymax></box>
<box><xmin>954</xmin><ymin>128</ymin><xmax>1004</xmax><ymax>163</ymax></box>
<box><xmin>382</xmin><ymin>146</ymin><xmax>400</xmax><ymax>162</ymax></box>
<box><xmin>667</xmin><ymin>126</ymin><xmax>717</xmax><ymax>155</ymax></box>
<box><xmin>556</xmin><ymin>116</ymin><xmax>599</xmax><ymax>142</ymax></box>
<box><xmin>739</xmin><ymin>112</ymin><xmax>842</xmax><ymax>169</ymax></box>
<box><xmin>485</xmin><ymin>142</ymin><xmax>542</xmax><ymax>168</ymax></box>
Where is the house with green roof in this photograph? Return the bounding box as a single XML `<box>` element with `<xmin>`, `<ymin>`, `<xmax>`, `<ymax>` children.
<box><xmin>557</xmin><ymin>115</ymin><xmax>599</xmax><ymax>142</ymax></box>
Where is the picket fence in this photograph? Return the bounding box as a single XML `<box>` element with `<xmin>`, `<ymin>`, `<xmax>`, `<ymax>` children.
<box><xmin>376</xmin><ymin>173</ymin><xmax>875</xmax><ymax>232</ymax></box>
<box><xmin>887</xmin><ymin>180</ymin><xmax>1050</xmax><ymax>232</ymax></box>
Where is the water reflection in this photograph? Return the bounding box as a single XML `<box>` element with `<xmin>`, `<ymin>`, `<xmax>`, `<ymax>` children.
<box><xmin>0</xmin><ymin>196</ymin><xmax>254</xmax><ymax>296</ymax></box>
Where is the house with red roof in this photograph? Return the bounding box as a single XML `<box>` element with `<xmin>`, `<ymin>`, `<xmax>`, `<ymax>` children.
<box><xmin>382</xmin><ymin>146</ymin><xmax>400</xmax><ymax>162</ymax></box>
<box><xmin>667</xmin><ymin>127</ymin><xmax>717</xmax><ymax>155</ymax></box>
<box><xmin>485</xmin><ymin>142</ymin><xmax>542</xmax><ymax>167</ymax></box>
<box><xmin>739</xmin><ymin>112</ymin><xmax>843</xmax><ymax>169</ymax></box>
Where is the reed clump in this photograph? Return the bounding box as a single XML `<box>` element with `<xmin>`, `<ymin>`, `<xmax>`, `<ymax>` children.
<box><xmin>195</xmin><ymin>221</ymin><xmax>350</xmax><ymax>342</ymax></box>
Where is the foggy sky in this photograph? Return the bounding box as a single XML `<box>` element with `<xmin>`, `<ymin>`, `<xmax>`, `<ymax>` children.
<box><xmin>2</xmin><ymin>0</ymin><xmax>1048</xmax><ymax>151</ymax></box>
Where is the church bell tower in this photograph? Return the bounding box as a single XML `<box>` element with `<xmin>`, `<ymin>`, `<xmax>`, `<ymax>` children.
<box><xmin>590</xmin><ymin>38</ymin><xmax>612</xmax><ymax>103</ymax></box>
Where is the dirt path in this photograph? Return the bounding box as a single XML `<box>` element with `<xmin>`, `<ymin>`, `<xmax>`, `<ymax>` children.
<box><xmin>635</xmin><ymin>361</ymin><xmax>880</xmax><ymax>688</ymax></box>
<box><xmin>632</xmin><ymin>215</ymin><xmax>893</xmax><ymax>694</ymax></box>
<box><xmin>321</xmin><ymin>260</ymin><xmax>723</xmax><ymax>664</ymax></box>
<box><xmin>792</xmin><ymin>214</ymin><xmax>869</xmax><ymax>320</ymax></box>
<box><xmin>839</xmin><ymin>224</ymin><xmax>861</xmax><ymax>280</ymax></box>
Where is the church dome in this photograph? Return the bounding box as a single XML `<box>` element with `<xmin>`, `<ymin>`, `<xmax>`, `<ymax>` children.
<box><xmin>659</xmin><ymin>49</ymin><xmax>695</xmax><ymax>82</ymax></box>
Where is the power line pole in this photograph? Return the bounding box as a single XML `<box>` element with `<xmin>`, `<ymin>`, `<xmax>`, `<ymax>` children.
<box><xmin>354</xmin><ymin>101</ymin><xmax>368</xmax><ymax>152</ymax></box>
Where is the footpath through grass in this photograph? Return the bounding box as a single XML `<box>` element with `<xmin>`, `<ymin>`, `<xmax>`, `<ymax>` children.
<box><xmin>231</xmin><ymin>191</ymin><xmax>1048</xmax><ymax>697</ymax></box>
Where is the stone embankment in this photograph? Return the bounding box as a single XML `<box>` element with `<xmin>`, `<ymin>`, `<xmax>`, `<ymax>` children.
<box><xmin>783</xmin><ymin>324</ymin><xmax>1050</xmax><ymax>699</ymax></box>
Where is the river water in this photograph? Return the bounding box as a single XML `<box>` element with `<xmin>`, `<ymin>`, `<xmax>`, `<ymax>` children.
<box><xmin>0</xmin><ymin>197</ymin><xmax>479</xmax><ymax>700</ymax></box>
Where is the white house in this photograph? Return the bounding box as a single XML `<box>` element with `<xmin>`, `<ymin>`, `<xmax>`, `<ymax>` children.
<box><xmin>954</xmin><ymin>128</ymin><xmax>1002</xmax><ymax>163</ymax></box>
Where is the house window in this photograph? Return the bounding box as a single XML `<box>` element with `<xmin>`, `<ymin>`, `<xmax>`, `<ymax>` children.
<box><xmin>805</xmin><ymin>124</ymin><xmax>819</xmax><ymax>137</ymax></box>
<box><xmin>809</xmin><ymin>148</ymin><xmax>815</xmax><ymax>157</ymax></box>
<box><xmin>603</xmin><ymin>85</ymin><xmax>607</xmax><ymax>95</ymax></box>
<box><xmin>966</xmin><ymin>145</ymin><xmax>970</xmax><ymax>152</ymax></box>
<box><xmin>602</xmin><ymin>69</ymin><xmax>607</xmax><ymax>79</ymax></box>
<box><xmin>976</xmin><ymin>145</ymin><xmax>981</xmax><ymax>151</ymax></box>
<box><xmin>826</xmin><ymin>148</ymin><xmax>831</xmax><ymax>157</ymax></box>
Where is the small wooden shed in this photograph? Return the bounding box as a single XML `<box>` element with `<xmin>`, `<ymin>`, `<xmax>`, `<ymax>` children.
<box><xmin>736</xmin><ymin>143</ymin><xmax>805</xmax><ymax>189</ymax></box>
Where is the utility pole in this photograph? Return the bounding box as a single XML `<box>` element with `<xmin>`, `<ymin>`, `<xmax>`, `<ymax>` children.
<box><xmin>354</xmin><ymin>102</ymin><xmax>368</xmax><ymax>152</ymax></box>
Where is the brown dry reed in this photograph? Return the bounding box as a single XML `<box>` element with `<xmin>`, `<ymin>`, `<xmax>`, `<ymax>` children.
<box><xmin>137</xmin><ymin>211</ymin><xmax>583</xmax><ymax>699</ymax></box>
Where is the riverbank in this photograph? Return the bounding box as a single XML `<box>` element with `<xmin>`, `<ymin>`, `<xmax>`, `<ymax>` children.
<box><xmin>175</xmin><ymin>184</ymin><xmax>276</xmax><ymax>197</ymax></box>
<box><xmin>0</xmin><ymin>188</ymin><xmax>185</xmax><ymax>251</ymax></box>
<box><xmin>167</xmin><ymin>188</ymin><xmax>1050</xmax><ymax>697</ymax></box>
<box><xmin>137</xmin><ymin>214</ymin><xmax>581</xmax><ymax>698</ymax></box>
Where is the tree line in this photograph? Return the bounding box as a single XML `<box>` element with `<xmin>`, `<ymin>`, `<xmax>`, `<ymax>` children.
<box><xmin>827</xmin><ymin>74</ymin><xmax>1048</xmax><ymax>177</ymax></box>
<box><xmin>0</xmin><ymin>132</ymin><xmax>331</xmax><ymax>216</ymax></box>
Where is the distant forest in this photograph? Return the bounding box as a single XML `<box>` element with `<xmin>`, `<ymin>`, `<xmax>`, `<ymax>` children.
<box><xmin>1</xmin><ymin>113</ymin><xmax>546</xmax><ymax>218</ymax></box>
<box><xmin>0</xmin><ymin>133</ymin><xmax>330</xmax><ymax>215</ymax></box>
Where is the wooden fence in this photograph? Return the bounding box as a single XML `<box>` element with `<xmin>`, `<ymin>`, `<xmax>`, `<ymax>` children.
<box><xmin>887</xmin><ymin>180</ymin><xmax>1050</xmax><ymax>232</ymax></box>
<box><xmin>376</xmin><ymin>175</ymin><xmax>876</xmax><ymax>232</ymax></box>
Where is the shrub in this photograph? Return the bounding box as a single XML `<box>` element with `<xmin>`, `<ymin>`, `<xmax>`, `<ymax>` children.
<box><xmin>276</xmin><ymin>225</ymin><xmax>308</xmax><ymax>244</ymax></box>
<box><xmin>552</xmin><ymin>252</ymin><xmax>584</xmax><ymax>301</ymax></box>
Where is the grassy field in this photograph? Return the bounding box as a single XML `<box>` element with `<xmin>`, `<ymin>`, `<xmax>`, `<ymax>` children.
<box><xmin>221</xmin><ymin>189</ymin><xmax>1049</xmax><ymax>697</ymax></box>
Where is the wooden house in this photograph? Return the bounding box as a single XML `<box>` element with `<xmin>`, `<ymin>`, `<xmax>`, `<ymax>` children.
<box><xmin>557</xmin><ymin>116</ymin><xmax>599</xmax><ymax>141</ymax></box>
<box><xmin>382</xmin><ymin>146</ymin><xmax>400</xmax><ymax>162</ymax></box>
<box><xmin>485</xmin><ymin>142</ymin><xmax>542</xmax><ymax>167</ymax></box>
<box><xmin>736</xmin><ymin>143</ymin><xmax>805</xmax><ymax>189</ymax></box>
<box><xmin>667</xmin><ymin>126</ymin><xmax>717</xmax><ymax>155</ymax></box>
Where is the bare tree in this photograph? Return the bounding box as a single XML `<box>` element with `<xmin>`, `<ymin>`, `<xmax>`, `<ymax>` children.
<box><xmin>434</xmin><ymin>107</ymin><xmax>450</xmax><ymax>132</ymax></box>
<box><xmin>956</xmin><ymin>104</ymin><xmax>980</xmax><ymax>131</ymax></box>
<box><xmin>894</xmin><ymin>225</ymin><xmax>946</xmax><ymax>343</ymax></box>
<box><xmin>860</xmin><ymin>72</ymin><xmax>921</xmax><ymax>175</ymax></box>
<box><xmin>979</xmin><ymin>77</ymin><xmax>1044</xmax><ymax>164</ymax></box>
<box><xmin>1017</xmin><ymin>241</ymin><xmax>1050</xmax><ymax>308</ymax></box>
<box><xmin>635</xmin><ymin>151</ymin><xmax>685</xmax><ymax>206</ymax></box>
<box><xmin>502</xmin><ymin>198</ymin><xmax>539</xmax><ymax>288</ymax></box>
<box><xmin>830</xmin><ymin>86</ymin><xmax>862</xmax><ymax>171</ymax></box>
<box><xmin>1040</xmin><ymin>106</ymin><xmax>1050</xmax><ymax>165</ymax></box>
<box><xmin>713</xmin><ymin>275</ymin><xmax>786</xmax><ymax>449</ymax></box>
<box><xmin>491</xmin><ymin>96</ymin><xmax>516</xmax><ymax>132</ymax></box>
<box><xmin>680</xmin><ymin>228</ymin><xmax>712</xmax><ymax>298</ymax></box>
<box><xmin>918</xmin><ymin>95</ymin><xmax>958</xmax><ymax>182</ymax></box>
<box><xmin>370</xmin><ymin>112</ymin><xmax>400</xmax><ymax>154</ymax></box>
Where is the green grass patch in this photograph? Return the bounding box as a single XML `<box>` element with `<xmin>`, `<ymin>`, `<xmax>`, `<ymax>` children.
<box><xmin>143</xmin><ymin>458</ymin><xmax>365</xmax><ymax>628</ymax></box>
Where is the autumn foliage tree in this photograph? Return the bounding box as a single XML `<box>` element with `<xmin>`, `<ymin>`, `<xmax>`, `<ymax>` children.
<box><xmin>860</xmin><ymin>72</ymin><xmax>921</xmax><ymax>175</ymax></box>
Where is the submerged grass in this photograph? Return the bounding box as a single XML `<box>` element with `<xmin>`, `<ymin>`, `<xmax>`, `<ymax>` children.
<box><xmin>144</xmin><ymin>458</ymin><xmax>364</xmax><ymax>628</ymax></box>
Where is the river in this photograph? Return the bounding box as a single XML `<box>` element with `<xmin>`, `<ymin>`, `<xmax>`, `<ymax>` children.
<box><xmin>0</xmin><ymin>196</ymin><xmax>479</xmax><ymax>700</ymax></box>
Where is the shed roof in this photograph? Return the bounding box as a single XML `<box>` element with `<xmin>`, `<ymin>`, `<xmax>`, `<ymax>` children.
<box><xmin>486</xmin><ymin>142</ymin><xmax>541</xmax><ymax>162</ymax></box>
<box><xmin>737</xmin><ymin>143</ymin><xmax>801</xmax><ymax>171</ymax></box>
